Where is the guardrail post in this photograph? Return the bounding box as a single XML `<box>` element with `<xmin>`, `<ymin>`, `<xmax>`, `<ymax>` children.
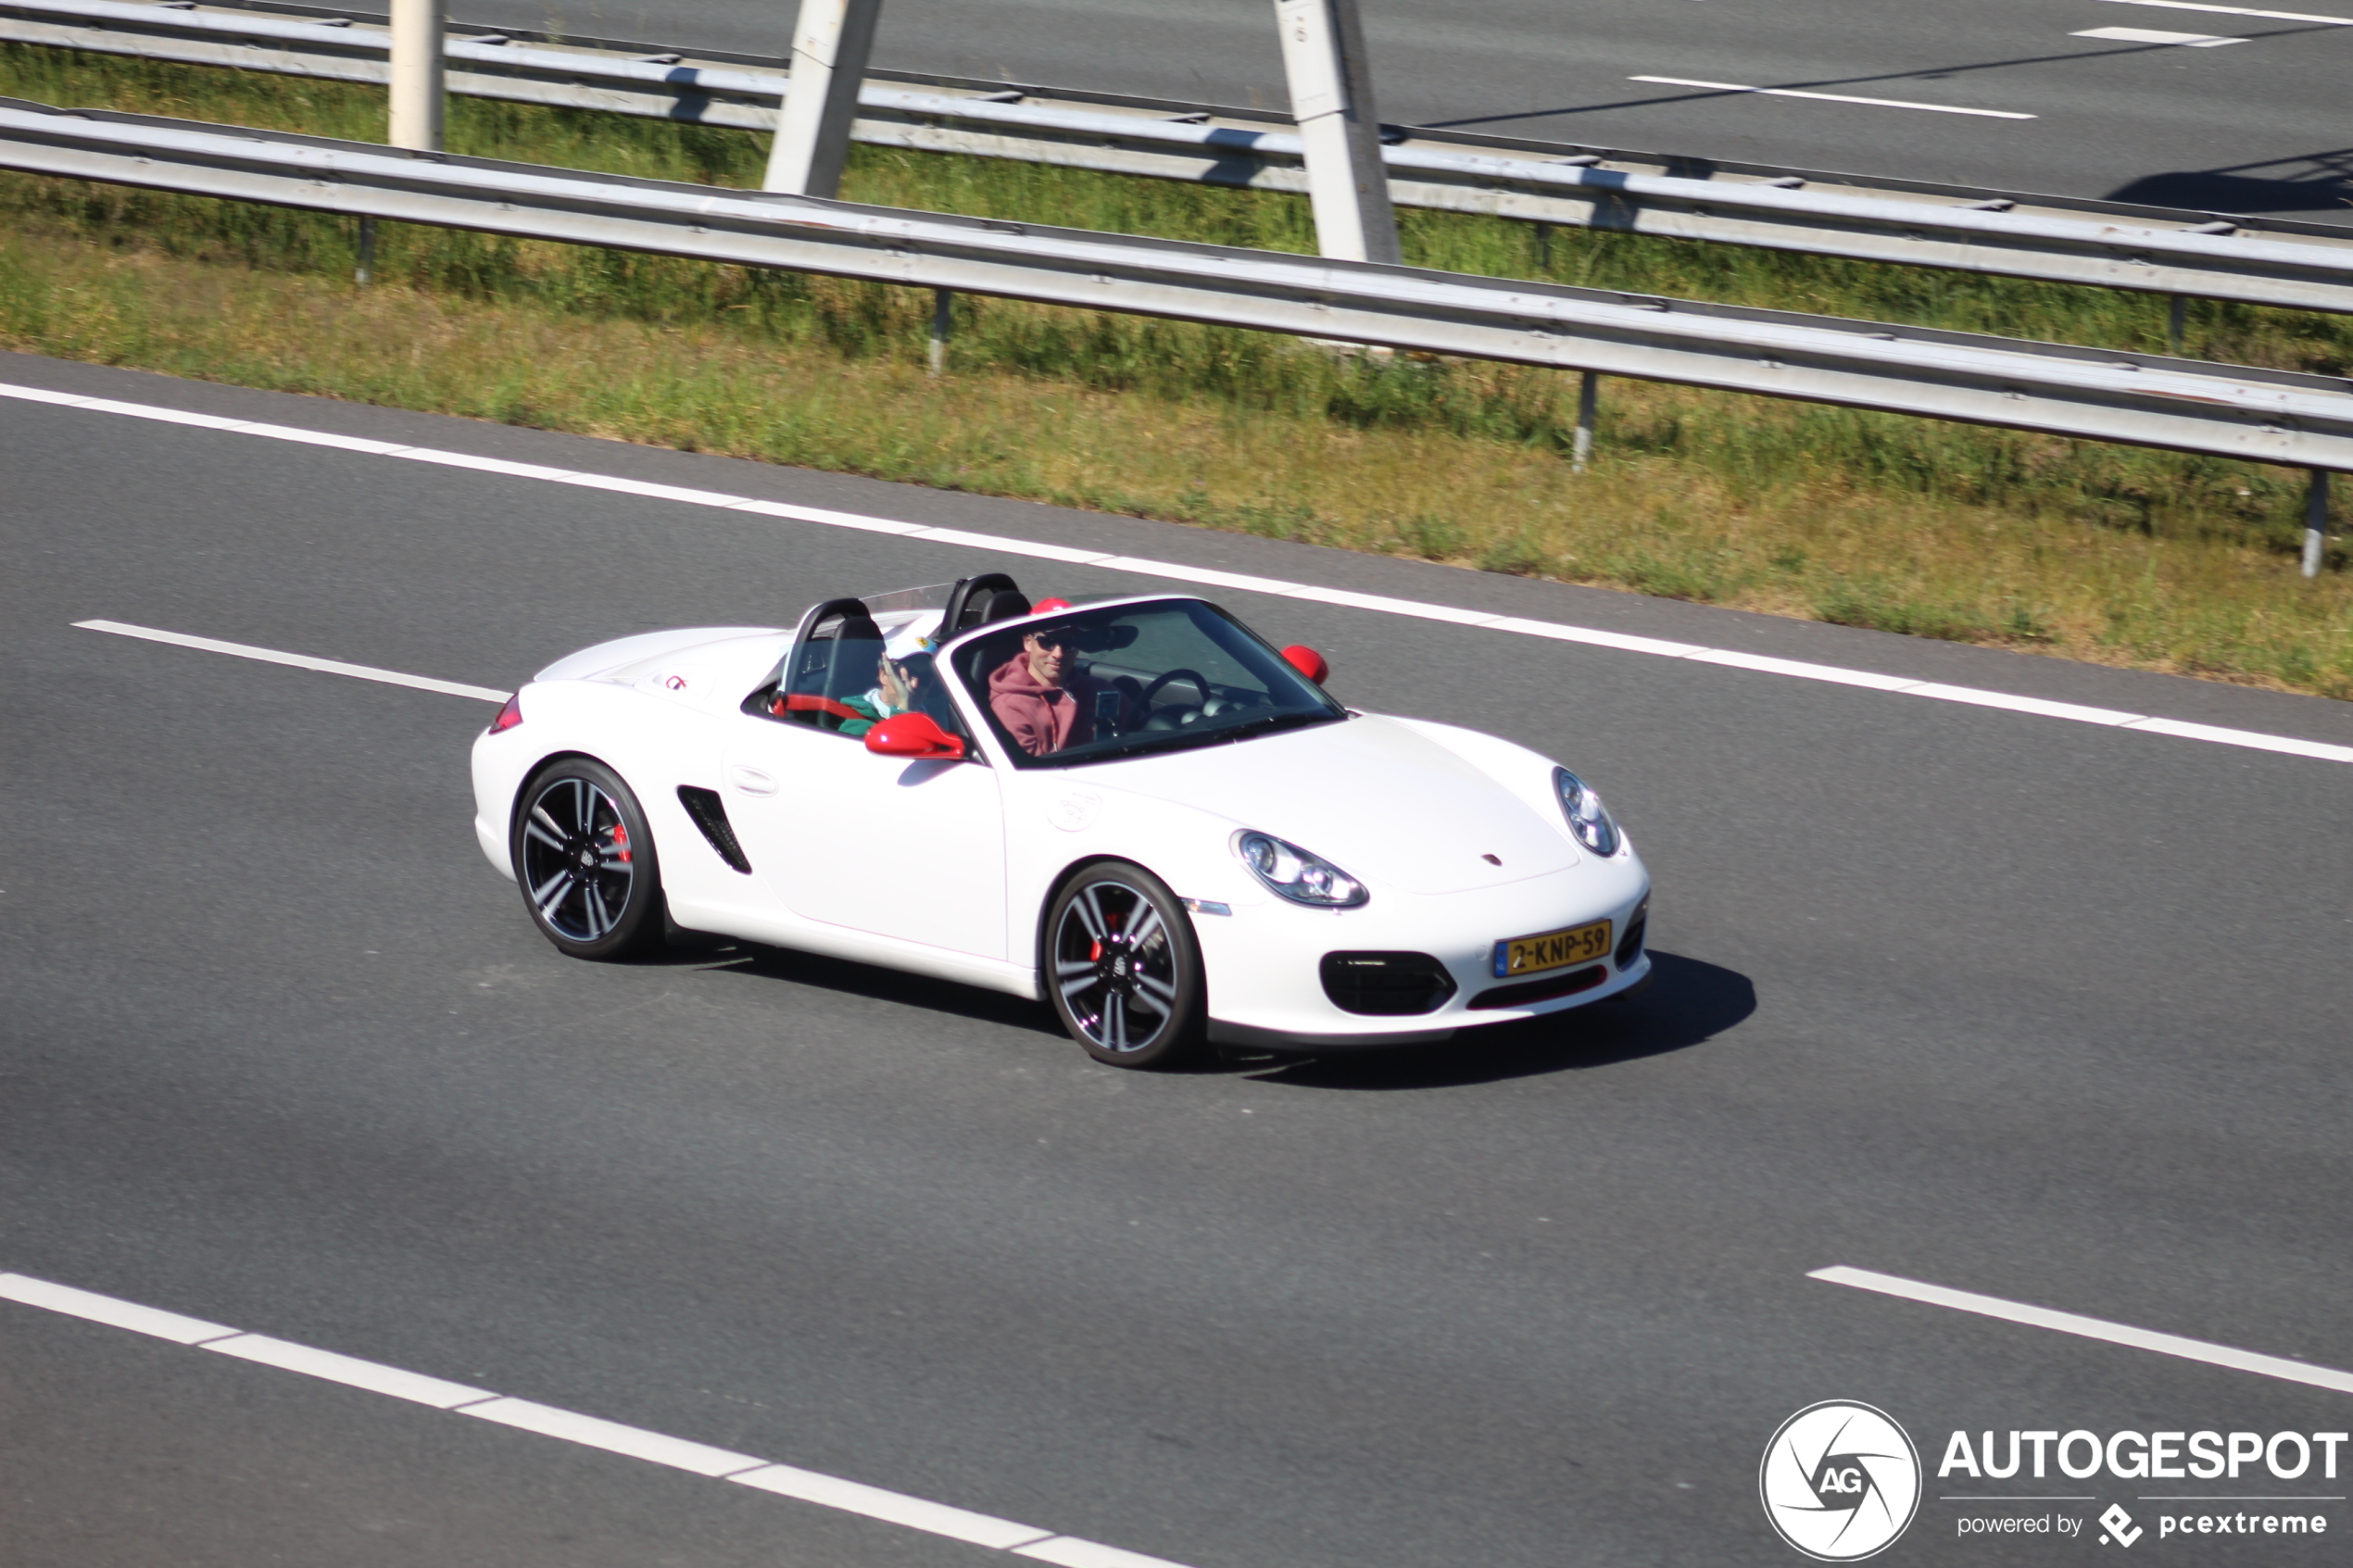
<box><xmin>928</xmin><ymin>288</ymin><xmax>953</xmax><ymax>377</ymax></box>
<box><xmin>1572</xmin><ymin>370</ymin><xmax>1599</xmax><ymax>471</ymax></box>
<box><xmin>2305</xmin><ymin>469</ymin><xmax>2332</xmax><ymax>578</ymax></box>
<box><xmin>2168</xmin><ymin>295</ymin><xmax>2186</xmax><ymax>355</ymax></box>
<box><xmin>388</xmin><ymin>0</ymin><xmax>445</xmax><ymax>152</ymax></box>
<box><xmin>763</xmin><ymin>0</ymin><xmax>884</xmax><ymax>197</ymax></box>
<box><xmin>1272</xmin><ymin>0</ymin><xmax>1399</xmax><ymax>265</ymax></box>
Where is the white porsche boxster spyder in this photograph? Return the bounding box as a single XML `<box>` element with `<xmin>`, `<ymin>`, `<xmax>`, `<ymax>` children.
<box><xmin>471</xmin><ymin>572</ymin><xmax>1652</xmax><ymax>1067</ymax></box>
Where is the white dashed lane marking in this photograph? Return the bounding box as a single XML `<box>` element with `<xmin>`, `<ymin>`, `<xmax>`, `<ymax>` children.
<box><xmin>1627</xmin><ymin>77</ymin><xmax>2038</xmax><ymax>119</ymax></box>
<box><xmin>1812</xmin><ymin>1267</ymin><xmax>2353</xmax><ymax>1399</ymax></box>
<box><xmin>0</xmin><ymin>1273</ymin><xmax>1194</xmax><ymax>1568</ymax></box>
<box><xmin>17</xmin><ymin>381</ymin><xmax>2352</xmax><ymax>768</ymax></box>
<box><xmin>73</xmin><ymin>620</ymin><xmax>510</xmax><ymax>702</ymax></box>
<box><xmin>2072</xmin><ymin>24</ymin><xmax>2249</xmax><ymax>42</ymax></box>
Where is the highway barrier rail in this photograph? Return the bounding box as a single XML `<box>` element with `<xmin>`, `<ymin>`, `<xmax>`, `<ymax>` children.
<box><xmin>7</xmin><ymin>0</ymin><xmax>2353</xmax><ymax>315</ymax></box>
<box><xmin>4</xmin><ymin>98</ymin><xmax>2351</xmax><ymax>483</ymax></box>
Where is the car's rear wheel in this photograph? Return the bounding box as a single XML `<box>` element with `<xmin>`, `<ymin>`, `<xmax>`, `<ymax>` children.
<box><xmin>1045</xmin><ymin>860</ymin><xmax>1205</xmax><ymax>1068</ymax></box>
<box><xmin>512</xmin><ymin>758</ymin><xmax>664</xmax><ymax>960</ymax></box>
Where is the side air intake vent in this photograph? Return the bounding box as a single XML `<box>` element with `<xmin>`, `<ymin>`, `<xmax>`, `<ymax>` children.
<box><xmin>676</xmin><ymin>785</ymin><xmax>751</xmax><ymax>874</ymax></box>
<box><xmin>1615</xmin><ymin>897</ymin><xmax>1648</xmax><ymax>972</ymax></box>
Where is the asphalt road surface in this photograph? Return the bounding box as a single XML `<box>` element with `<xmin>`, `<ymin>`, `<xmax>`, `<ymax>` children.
<box><xmin>437</xmin><ymin>0</ymin><xmax>2353</xmax><ymax>222</ymax></box>
<box><xmin>6</xmin><ymin>349</ymin><xmax>2353</xmax><ymax>1567</ymax></box>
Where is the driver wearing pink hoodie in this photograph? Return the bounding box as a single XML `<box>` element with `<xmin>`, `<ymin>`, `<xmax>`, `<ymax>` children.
<box><xmin>987</xmin><ymin>624</ymin><xmax>1115</xmax><ymax>757</ymax></box>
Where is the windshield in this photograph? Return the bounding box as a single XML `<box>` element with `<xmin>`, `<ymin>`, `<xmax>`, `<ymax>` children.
<box><xmin>951</xmin><ymin>598</ymin><xmax>1345</xmax><ymax>767</ymax></box>
<box><xmin>860</xmin><ymin>583</ymin><xmax>956</xmax><ymax>616</ymax></box>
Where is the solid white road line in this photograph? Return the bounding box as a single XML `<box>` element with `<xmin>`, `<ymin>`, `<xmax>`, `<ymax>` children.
<box><xmin>0</xmin><ymin>1273</ymin><xmax>241</xmax><ymax>1344</ymax></box>
<box><xmin>1626</xmin><ymin>77</ymin><xmax>2038</xmax><ymax>119</ymax></box>
<box><xmin>1811</xmin><ymin>1266</ymin><xmax>2353</xmax><ymax>1398</ymax></box>
<box><xmin>1017</xmin><ymin>1538</ymin><xmax>1207</xmax><ymax>1568</ymax></box>
<box><xmin>0</xmin><ymin>1271</ymin><xmax>1190</xmax><ymax>1568</ymax></box>
<box><xmin>729</xmin><ymin>1464</ymin><xmax>1057</xmax><ymax>1550</ymax></box>
<box><xmin>73</xmin><ymin>620</ymin><xmax>510</xmax><ymax>703</ymax></box>
<box><xmin>460</xmin><ymin>1399</ymin><xmax>776</xmax><ymax>1478</ymax></box>
<box><xmin>208</xmin><ymin>1335</ymin><xmax>498</xmax><ymax>1408</ymax></box>
<box><xmin>15</xmin><ymin>379</ymin><xmax>2352</xmax><ymax>767</ymax></box>
<box><xmin>2071</xmin><ymin>24</ymin><xmax>2249</xmax><ymax>42</ymax></box>
<box><xmin>2089</xmin><ymin>0</ymin><xmax>2353</xmax><ymax>23</ymax></box>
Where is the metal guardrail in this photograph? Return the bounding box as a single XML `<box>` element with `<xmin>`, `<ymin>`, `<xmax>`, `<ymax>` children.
<box><xmin>4</xmin><ymin>99</ymin><xmax>2349</xmax><ymax>479</ymax></box>
<box><xmin>7</xmin><ymin>0</ymin><xmax>2353</xmax><ymax>314</ymax></box>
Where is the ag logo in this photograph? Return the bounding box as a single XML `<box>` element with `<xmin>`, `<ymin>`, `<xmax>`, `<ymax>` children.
<box><xmin>1760</xmin><ymin>1400</ymin><xmax>1922</xmax><ymax>1561</ymax></box>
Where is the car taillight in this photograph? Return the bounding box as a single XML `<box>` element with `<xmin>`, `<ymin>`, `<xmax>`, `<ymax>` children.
<box><xmin>487</xmin><ymin>693</ymin><xmax>523</xmax><ymax>734</ymax></box>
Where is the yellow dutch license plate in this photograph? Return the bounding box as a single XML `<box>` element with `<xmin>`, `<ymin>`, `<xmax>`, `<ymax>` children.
<box><xmin>1494</xmin><ymin>918</ymin><xmax>1613</xmax><ymax>978</ymax></box>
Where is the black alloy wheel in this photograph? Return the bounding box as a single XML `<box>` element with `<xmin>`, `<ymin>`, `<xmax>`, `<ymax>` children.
<box><xmin>512</xmin><ymin>758</ymin><xmax>664</xmax><ymax>960</ymax></box>
<box><xmin>1045</xmin><ymin>860</ymin><xmax>1205</xmax><ymax>1068</ymax></box>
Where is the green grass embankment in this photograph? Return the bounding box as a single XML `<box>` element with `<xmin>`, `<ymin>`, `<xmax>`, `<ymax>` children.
<box><xmin>3</xmin><ymin>44</ymin><xmax>2349</xmax><ymax>694</ymax></box>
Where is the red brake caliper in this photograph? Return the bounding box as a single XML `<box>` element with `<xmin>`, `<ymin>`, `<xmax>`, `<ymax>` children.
<box><xmin>610</xmin><ymin>822</ymin><xmax>632</xmax><ymax>864</ymax></box>
<box><xmin>1092</xmin><ymin>894</ymin><xmax>1127</xmax><ymax>963</ymax></box>
<box><xmin>1082</xmin><ymin>893</ymin><xmax>1129</xmax><ymax>968</ymax></box>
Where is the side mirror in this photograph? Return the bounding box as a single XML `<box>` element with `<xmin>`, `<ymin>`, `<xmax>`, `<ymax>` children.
<box><xmin>865</xmin><ymin>712</ymin><xmax>966</xmax><ymax>760</ymax></box>
<box><xmin>1281</xmin><ymin>645</ymin><xmax>1329</xmax><ymax>684</ymax></box>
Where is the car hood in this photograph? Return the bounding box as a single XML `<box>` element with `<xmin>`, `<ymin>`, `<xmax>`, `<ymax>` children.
<box><xmin>1079</xmin><ymin>714</ymin><xmax>1577</xmax><ymax>895</ymax></box>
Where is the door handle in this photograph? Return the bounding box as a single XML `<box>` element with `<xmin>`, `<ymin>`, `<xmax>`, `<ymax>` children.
<box><xmin>727</xmin><ymin>765</ymin><xmax>778</xmax><ymax>797</ymax></box>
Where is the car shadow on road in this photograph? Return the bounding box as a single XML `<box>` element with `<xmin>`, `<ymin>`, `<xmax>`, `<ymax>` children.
<box><xmin>661</xmin><ymin>937</ymin><xmax>1072</xmax><ymax>1037</ymax></box>
<box><xmin>653</xmin><ymin>939</ymin><xmax>1753</xmax><ymax>1080</ymax></box>
<box><xmin>1227</xmin><ymin>950</ymin><xmax>1755</xmax><ymax>1090</ymax></box>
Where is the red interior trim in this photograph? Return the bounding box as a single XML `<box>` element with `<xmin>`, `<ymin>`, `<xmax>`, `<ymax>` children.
<box><xmin>774</xmin><ymin>692</ymin><xmax>864</xmax><ymax>721</ymax></box>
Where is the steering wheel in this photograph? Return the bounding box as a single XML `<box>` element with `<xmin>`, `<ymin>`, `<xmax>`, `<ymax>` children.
<box><xmin>1139</xmin><ymin>668</ymin><xmax>1211</xmax><ymax>711</ymax></box>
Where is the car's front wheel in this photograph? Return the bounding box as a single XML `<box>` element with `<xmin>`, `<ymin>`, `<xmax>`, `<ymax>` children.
<box><xmin>1045</xmin><ymin>860</ymin><xmax>1205</xmax><ymax>1068</ymax></box>
<box><xmin>512</xmin><ymin>758</ymin><xmax>664</xmax><ymax>960</ymax></box>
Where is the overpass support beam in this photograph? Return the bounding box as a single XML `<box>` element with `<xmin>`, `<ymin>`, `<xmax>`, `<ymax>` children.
<box><xmin>376</xmin><ymin>0</ymin><xmax>445</xmax><ymax>281</ymax></box>
<box><xmin>1273</xmin><ymin>0</ymin><xmax>1399</xmax><ymax>265</ymax></box>
<box><xmin>388</xmin><ymin>0</ymin><xmax>445</xmax><ymax>151</ymax></box>
<box><xmin>764</xmin><ymin>0</ymin><xmax>884</xmax><ymax>197</ymax></box>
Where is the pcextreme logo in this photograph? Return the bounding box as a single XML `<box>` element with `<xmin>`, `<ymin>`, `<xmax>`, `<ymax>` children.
<box><xmin>1761</xmin><ymin>1401</ymin><xmax>1925</xmax><ymax>1561</ymax></box>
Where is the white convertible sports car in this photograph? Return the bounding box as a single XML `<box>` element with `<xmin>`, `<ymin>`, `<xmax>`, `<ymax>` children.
<box><xmin>471</xmin><ymin>572</ymin><xmax>1652</xmax><ymax>1067</ymax></box>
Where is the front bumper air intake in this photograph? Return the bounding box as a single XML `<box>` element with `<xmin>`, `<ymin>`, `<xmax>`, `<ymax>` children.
<box><xmin>1319</xmin><ymin>951</ymin><xmax>1458</xmax><ymax>1016</ymax></box>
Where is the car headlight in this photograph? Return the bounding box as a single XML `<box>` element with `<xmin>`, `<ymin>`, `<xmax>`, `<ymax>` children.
<box><xmin>1554</xmin><ymin>768</ymin><xmax>1622</xmax><ymax>857</ymax></box>
<box><xmin>1232</xmin><ymin>830</ymin><xmax>1369</xmax><ymax>909</ymax></box>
